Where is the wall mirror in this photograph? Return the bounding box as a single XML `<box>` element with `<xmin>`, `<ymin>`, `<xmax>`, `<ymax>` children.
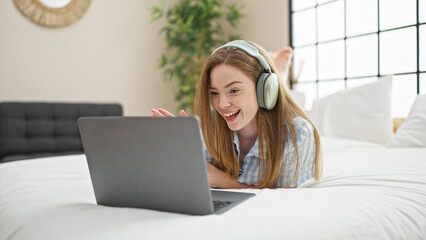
<box><xmin>13</xmin><ymin>0</ymin><xmax>91</xmax><ymax>28</ymax></box>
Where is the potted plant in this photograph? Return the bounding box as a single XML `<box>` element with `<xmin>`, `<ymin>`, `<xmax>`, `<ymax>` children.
<box><xmin>151</xmin><ymin>0</ymin><xmax>245</xmax><ymax>112</ymax></box>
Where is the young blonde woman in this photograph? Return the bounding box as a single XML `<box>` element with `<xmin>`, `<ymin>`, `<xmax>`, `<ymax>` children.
<box><xmin>151</xmin><ymin>40</ymin><xmax>322</xmax><ymax>189</ymax></box>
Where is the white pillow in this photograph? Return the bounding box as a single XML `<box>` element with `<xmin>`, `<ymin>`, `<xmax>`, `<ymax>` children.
<box><xmin>309</xmin><ymin>76</ymin><xmax>393</xmax><ymax>144</ymax></box>
<box><xmin>387</xmin><ymin>95</ymin><xmax>426</xmax><ymax>148</ymax></box>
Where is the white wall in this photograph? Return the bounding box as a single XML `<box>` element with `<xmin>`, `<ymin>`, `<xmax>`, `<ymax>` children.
<box><xmin>0</xmin><ymin>0</ymin><xmax>289</xmax><ymax>116</ymax></box>
<box><xmin>230</xmin><ymin>0</ymin><xmax>290</xmax><ymax>52</ymax></box>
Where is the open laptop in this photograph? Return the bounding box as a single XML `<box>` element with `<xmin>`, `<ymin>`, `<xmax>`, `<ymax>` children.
<box><xmin>78</xmin><ymin>116</ymin><xmax>255</xmax><ymax>215</ymax></box>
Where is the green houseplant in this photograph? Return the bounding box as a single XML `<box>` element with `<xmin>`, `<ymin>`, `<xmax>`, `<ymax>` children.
<box><xmin>151</xmin><ymin>0</ymin><xmax>245</xmax><ymax>112</ymax></box>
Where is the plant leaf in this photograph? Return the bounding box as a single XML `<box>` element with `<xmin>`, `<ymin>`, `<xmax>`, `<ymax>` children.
<box><xmin>150</xmin><ymin>5</ymin><xmax>164</xmax><ymax>22</ymax></box>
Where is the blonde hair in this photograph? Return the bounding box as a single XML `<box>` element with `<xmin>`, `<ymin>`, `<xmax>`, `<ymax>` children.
<box><xmin>195</xmin><ymin>40</ymin><xmax>322</xmax><ymax>188</ymax></box>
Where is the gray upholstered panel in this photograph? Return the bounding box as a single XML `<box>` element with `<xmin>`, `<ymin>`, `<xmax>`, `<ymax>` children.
<box><xmin>0</xmin><ymin>102</ymin><xmax>123</xmax><ymax>163</ymax></box>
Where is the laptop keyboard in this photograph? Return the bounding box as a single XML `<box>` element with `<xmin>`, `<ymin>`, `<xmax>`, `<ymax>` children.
<box><xmin>213</xmin><ymin>200</ymin><xmax>233</xmax><ymax>212</ymax></box>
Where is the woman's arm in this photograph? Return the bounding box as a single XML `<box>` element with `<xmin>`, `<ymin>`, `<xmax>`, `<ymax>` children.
<box><xmin>207</xmin><ymin>162</ymin><xmax>254</xmax><ymax>189</ymax></box>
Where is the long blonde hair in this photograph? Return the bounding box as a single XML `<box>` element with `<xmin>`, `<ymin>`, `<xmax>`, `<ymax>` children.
<box><xmin>195</xmin><ymin>40</ymin><xmax>322</xmax><ymax>188</ymax></box>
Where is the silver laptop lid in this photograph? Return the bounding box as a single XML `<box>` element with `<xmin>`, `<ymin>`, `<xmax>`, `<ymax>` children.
<box><xmin>78</xmin><ymin>117</ymin><xmax>214</xmax><ymax>215</ymax></box>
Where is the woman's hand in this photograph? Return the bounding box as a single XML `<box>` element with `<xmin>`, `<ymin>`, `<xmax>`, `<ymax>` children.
<box><xmin>206</xmin><ymin>162</ymin><xmax>252</xmax><ymax>189</ymax></box>
<box><xmin>206</xmin><ymin>162</ymin><xmax>228</xmax><ymax>188</ymax></box>
<box><xmin>150</xmin><ymin>108</ymin><xmax>187</xmax><ymax>117</ymax></box>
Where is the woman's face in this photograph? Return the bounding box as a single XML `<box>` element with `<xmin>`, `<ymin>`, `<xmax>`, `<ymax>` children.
<box><xmin>209</xmin><ymin>64</ymin><xmax>259</xmax><ymax>133</ymax></box>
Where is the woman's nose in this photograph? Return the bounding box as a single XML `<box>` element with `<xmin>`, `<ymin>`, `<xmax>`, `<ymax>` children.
<box><xmin>219</xmin><ymin>95</ymin><xmax>231</xmax><ymax>109</ymax></box>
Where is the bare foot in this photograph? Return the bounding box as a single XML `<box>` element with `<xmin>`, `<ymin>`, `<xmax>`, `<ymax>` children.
<box><xmin>270</xmin><ymin>46</ymin><xmax>293</xmax><ymax>79</ymax></box>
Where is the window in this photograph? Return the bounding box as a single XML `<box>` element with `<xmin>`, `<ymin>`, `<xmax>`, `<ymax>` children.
<box><xmin>290</xmin><ymin>0</ymin><xmax>425</xmax><ymax>117</ymax></box>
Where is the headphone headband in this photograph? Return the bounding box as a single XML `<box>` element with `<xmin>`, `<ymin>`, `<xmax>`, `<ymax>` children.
<box><xmin>211</xmin><ymin>40</ymin><xmax>272</xmax><ymax>73</ymax></box>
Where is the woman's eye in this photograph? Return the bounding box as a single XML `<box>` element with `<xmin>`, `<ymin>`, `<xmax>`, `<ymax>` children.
<box><xmin>210</xmin><ymin>91</ymin><xmax>219</xmax><ymax>96</ymax></box>
<box><xmin>230</xmin><ymin>89</ymin><xmax>239</xmax><ymax>94</ymax></box>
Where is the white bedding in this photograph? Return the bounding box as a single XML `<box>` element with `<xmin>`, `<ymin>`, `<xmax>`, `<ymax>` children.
<box><xmin>1</xmin><ymin>137</ymin><xmax>425</xmax><ymax>240</ymax></box>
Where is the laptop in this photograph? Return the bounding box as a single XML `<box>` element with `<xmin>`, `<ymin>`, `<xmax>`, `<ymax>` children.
<box><xmin>78</xmin><ymin>116</ymin><xmax>255</xmax><ymax>215</ymax></box>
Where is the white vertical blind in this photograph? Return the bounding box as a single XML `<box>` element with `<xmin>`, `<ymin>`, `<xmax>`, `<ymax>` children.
<box><xmin>292</xmin><ymin>0</ymin><xmax>316</xmax><ymax>11</ymax></box>
<box><xmin>346</xmin><ymin>0</ymin><xmax>377</xmax><ymax>36</ymax></box>
<box><xmin>292</xmin><ymin>9</ymin><xmax>316</xmax><ymax>47</ymax></box>
<box><xmin>290</xmin><ymin>0</ymin><xmax>422</xmax><ymax>117</ymax></box>
<box><xmin>318</xmin><ymin>40</ymin><xmax>345</xmax><ymax>80</ymax></box>
<box><xmin>421</xmin><ymin>25</ymin><xmax>426</xmax><ymax>71</ymax></box>
<box><xmin>380</xmin><ymin>0</ymin><xmax>416</xmax><ymax>30</ymax></box>
<box><xmin>347</xmin><ymin>35</ymin><xmax>378</xmax><ymax>77</ymax></box>
<box><xmin>421</xmin><ymin>0</ymin><xmax>426</xmax><ymax>23</ymax></box>
<box><xmin>380</xmin><ymin>27</ymin><xmax>417</xmax><ymax>75</ymax></box>
<box><xmin>293</xmin><ymin>46</ymin><xmax>317</xmax><ymax>82</ymax></box>
<box><xmin>317</xmin><ymin>0</ymin><xmax>335</xmax><ymax>4</ymax></box>
<box><xmin>317</xmin><ymin>1</ymin><xmax>344</xmax><ymax>42</ymax></box>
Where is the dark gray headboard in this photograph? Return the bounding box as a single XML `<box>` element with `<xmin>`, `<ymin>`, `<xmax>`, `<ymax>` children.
<box><xmin>0</xmin><ymin>102</ymin><xmax>123</xmax><ymax>163</ymax></box>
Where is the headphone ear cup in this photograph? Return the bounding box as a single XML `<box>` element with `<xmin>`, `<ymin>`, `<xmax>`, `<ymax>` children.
<box><xmin>257</xmin><ymin>73</ymin><xmax>279</xmax><ymax>110</ymax></box>
<box><xmin>257</xmin><ymin>73</ymin><xmax>268</xmax><ymax>109</ymax></box>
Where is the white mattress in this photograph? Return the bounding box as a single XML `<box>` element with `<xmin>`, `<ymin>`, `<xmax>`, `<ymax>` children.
<box><xmin>1</xmin><ymin>137</ymin><xmax>425</xmax><ymax>240</ymax></box>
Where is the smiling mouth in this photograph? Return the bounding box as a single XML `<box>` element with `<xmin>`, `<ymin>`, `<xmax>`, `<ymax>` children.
<box><xmin>223</xmin><ymin>110</ymin><xmax>240</xmax><ymax>121</ymax></box>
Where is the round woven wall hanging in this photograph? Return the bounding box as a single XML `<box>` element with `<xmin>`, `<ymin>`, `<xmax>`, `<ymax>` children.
<box><xmin>13</xmin><ymin>0</ymin><xmax>91</xmax><ymax>28</ymax></box>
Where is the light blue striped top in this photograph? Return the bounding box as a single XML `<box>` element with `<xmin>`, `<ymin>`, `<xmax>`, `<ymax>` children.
<box><xmin>205</xmin><ymin>116</ymin><xmax>316</xmax><ymax>187</ymax></box>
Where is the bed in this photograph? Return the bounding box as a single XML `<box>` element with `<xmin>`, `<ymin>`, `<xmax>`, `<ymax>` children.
<box><xmin>1</xmin><ymin>136</ymin><xmax>425</xmax><ymax>240</ymax></box>
<box><xmin>1</xmin><ymin>80</ymin><xmax>426</xmax><ymax>239</ymax></box>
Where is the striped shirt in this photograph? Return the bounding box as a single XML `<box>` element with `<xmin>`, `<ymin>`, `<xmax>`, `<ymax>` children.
<box><xmin>205</xmin><ymin>117</ymin><xmax>316</xmax><ymax>187</ymax></box>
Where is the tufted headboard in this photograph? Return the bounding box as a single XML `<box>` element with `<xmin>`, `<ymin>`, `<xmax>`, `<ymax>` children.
<box><xmin>0</xmin><ymin>102</ymin><xmax>123</xmax><ymax>163</ymax></box>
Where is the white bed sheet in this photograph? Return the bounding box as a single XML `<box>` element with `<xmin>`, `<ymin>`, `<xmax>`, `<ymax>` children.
<box><xmin>1</xmin><ymin>137</ymin><xmax>425</xmax><ymax>240</ymax></box>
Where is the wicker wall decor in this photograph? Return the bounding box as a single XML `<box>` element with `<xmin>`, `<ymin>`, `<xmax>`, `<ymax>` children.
<box><xmin>13</xmin><ymin>0</ymin><xmax>91</xmax><ymax>28</ymax></box>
